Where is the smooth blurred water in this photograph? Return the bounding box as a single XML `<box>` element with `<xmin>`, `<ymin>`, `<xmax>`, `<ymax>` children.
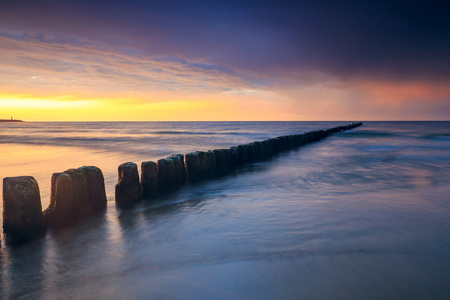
<box><xmin>1</xmin><ymin>121</ymin><xmax>450</xmax><ymax>299</ymax></box>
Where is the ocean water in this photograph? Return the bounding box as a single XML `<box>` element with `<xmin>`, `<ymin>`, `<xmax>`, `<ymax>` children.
<box><xmin>0</xmin><ymin>121</ymin><xmax>449</xmax><ymax>299</ymax></box>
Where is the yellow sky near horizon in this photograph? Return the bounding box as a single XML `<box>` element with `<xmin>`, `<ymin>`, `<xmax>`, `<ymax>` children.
<box><xmin>2</xmin><ymin>81</ymin><xmax>449</xmax><ymax>121</ymax></box>
<box><xmin>0</xmin><ymin>90</ymin><xmax>297</xmax><ymax>121</ymax></box>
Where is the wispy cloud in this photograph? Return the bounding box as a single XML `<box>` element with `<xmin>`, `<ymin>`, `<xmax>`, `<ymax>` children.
<box><xmin>0</xmin><ymin>32</ymin><xmax>262</xmax><ymax>98</ymax></box>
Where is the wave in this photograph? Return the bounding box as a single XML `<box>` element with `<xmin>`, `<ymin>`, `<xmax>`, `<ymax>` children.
<box><xmin>0</xmin><ymin>134</ymin><xmax>135</xmax><ymax>144</ymax></box>
<box><xmin>339</xmin><ymin>130</ymin><xmax>400</xmax><ymax>138</ymax></box>
<box><xmin>346</xmin><ymin>130</ymin><xmax>450</xmax><ymax>142</ymax></box>
<box><xmin>420</xmin><ymin>133</ymin><xmax>450</xmax><ymax>140</ymax></box>
<box><xmin>143</xmin><ymin>130</ymin><xmax>247</xmax><ymax>135</ymax></box>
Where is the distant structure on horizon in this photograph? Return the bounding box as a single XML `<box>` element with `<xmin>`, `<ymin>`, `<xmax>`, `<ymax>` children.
<box><xmin>0</xmin><ymin>117</ymin><xmax>24</xmax><ymax>122</ymax></box>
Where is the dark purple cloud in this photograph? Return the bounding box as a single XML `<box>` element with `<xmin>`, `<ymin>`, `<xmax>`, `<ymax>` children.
<box><xmin>1</xmin><ymin>0</ymin><xmax>449</xmax><ymax>85</ymax></box>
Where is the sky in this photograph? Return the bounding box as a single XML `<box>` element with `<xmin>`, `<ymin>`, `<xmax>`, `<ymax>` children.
<box><xmin>1</xmin><ymin>0</ymin><xmax>449</xmax><ymax>121</ymax></box>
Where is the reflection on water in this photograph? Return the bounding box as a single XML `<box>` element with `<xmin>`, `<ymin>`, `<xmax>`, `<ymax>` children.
<box><xmin>2</xmin><ymin>239</ymin><xmax>46</xmax><ymax>299</ymax></box>
<box><xmin>1</xmin><ymin>121</ymin><xmax>450</xmax><ymax>299</ymax></box>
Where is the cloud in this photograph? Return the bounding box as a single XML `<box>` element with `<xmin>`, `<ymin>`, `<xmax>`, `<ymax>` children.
<box><xmin>1</xmin><ymin>0</ymin><xmax>449</xmax><ymax>87</ymax></box>
<box><xmin>0</xmin><ymin>32</ymin><xmax>258</xmax><ymax>97</ymax></box>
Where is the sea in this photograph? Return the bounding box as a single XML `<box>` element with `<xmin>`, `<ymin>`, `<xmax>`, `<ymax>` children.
<box><xmin>0</xmin><ymin>121</ymin><xmax>449</xmax><ymax>299</ymax></box>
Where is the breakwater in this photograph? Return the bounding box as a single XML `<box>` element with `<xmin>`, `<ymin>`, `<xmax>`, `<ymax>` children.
<box><xmin>2</xmin><ymin>122</ymin><xmax>362</xmax><ymax>244</ymax></box>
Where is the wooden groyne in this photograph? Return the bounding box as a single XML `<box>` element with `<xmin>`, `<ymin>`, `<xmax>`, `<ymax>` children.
<box><xmin>2</xmin><ymin>122</ymin><xmax>362</xmax><ymax>244</ymax></box>
<box><xmin>116</xmin><ymin>122</ymin><xmax>362</xmax><ymax>207</ymax></box>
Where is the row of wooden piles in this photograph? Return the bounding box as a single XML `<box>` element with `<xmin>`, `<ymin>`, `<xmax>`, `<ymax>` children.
<box><xmin>116</xmin><ymin>122</ymin><xmax>363</xmax><ymax>208</ymax></box>
<box><xmin>2</xmin><ymin>122</ymin><xmax>362</xmax><ymax>244</ymax></box>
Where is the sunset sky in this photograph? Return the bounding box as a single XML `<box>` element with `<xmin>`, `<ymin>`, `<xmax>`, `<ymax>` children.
<box><xmin>1</xmin><ymin>0</ymin><xmax>449</xmax><ymax>121</ymax></box>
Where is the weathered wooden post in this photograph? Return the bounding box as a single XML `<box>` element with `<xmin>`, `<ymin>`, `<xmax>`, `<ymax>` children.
<box><xmin>44</xmin><ymin>173</ymin><xmax>75</xmax><ymax>227</ymax></box>
<box><xmin>157</xmin><ymin>157</ymin><xmax>176</xmax><ymax>188</ymax></box>
<box><xmin>64</xmin><ymin>168</ymin><xmax>89</xmax><ymax>218</ymax></box>
<box><xmin>185</xmin><ymin>152</ymin><xmax>203</xmax><ymax>181</ymax></box>
<box><xmin>141</xmin><ymin>161</ymin><xmax>159</xmax><ymax>197</ymax></box>
<box><xmin>260</xmin><ymin>140</ymin><xmax>268</xmax><ymax>159</ymax></box>
<box><xmin>238</xmin><ymin>144</ymin><xmax>251</xmax><ymax>164</ymax></box>
<box><xmin>198</xmin><ymin>151</ymin><xmax>209</xmax><ymax>175</ymax></box>
<box><xmin>44</xmin><ymin>166</ymin><xmax>107</xmax><ymax>227</ymax></box>
<box><xmin>213</xmin><ymin>148</ymin><xmax>231</xmax><ymax>173</ymax></box>
<box><xmin>247</xmin><ymin>143</ymin><xmax>257</xmax><ymax>163</ymax></box>
<box><xmin>169</xmin><ymin>154</ymin><xmax>187</xmax><ymax>184</ymax></box>
<box><xmin>229</xmin><ymin>146</ymin><xmax>239</xmax><ymax>168</ymax></box>
<box><xmin>115</xmin><ymin>162</ymin><xmax>141</xmax><ymax>208</ymax></box>
<box><xmin>3</xmin><ymin>176</ymin><xmax>47</xmax><ymax>243</ymax></box>
<box><xmin>80</xmin><ymin>166</ymin><xmax>107</xmax><ymax>214</ymax></box>
<box><xmin>264</xmin><ymin>139</ymin><xmax>274</xmax><ymax>157</ymax></box>
<box><xmin>272</xmin><ymin>137</ymin><xmax>281</xmax><ymax>153</ymax></box>
<box><xmin>205</xmin><ymin>150</ymin><xmax>217</xmax><ymax>175</ymax></box>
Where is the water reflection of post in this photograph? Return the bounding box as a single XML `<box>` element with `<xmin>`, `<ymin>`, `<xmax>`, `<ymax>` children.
<box><xmin>4</xmin><ymin>239</ymin><xmax>46</xmax><ymax>299</ymax></box>
<box><xmin>117</xmin><ymin>209</ymin><xmax>139</xmax><ymax>236</ymax></box>
<box><xmin>45</xmin><ymin>211</ymin><xmax>110</xmax><ymax>296</ymax></box>
<box><xmin>116</xmin><ymin>209</ymin><xmax>142</xmax><ymax>269</ymax></box>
